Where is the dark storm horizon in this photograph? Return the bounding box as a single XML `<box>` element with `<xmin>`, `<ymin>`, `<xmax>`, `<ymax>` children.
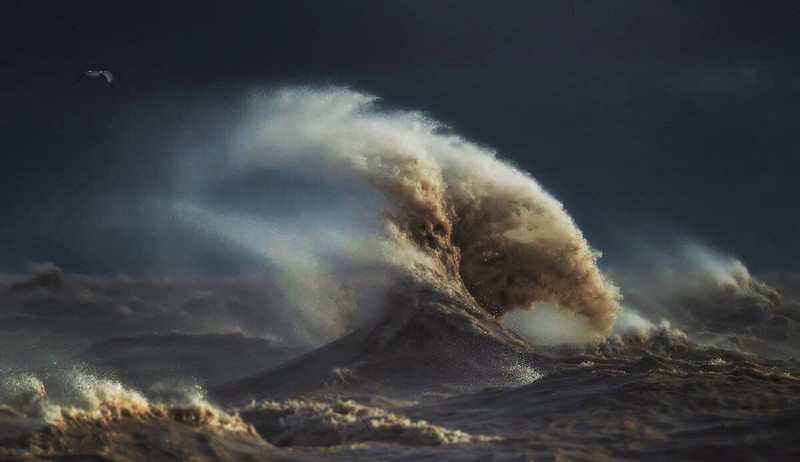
<box><xmin>2</xmin><ymin>1</ymin><xmax>798</xmax><ymax>274</ymax></box>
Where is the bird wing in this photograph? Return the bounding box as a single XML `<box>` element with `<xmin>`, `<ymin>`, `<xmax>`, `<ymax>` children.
<box><xmin>100</xmin><ymin>71</ymin><xmax>114</xmax><ymax>88</ymax></box>
<box><xmin>72</xmin><ymin>72</ymin><xmax>88</xmax><ymax>86</ymax></box>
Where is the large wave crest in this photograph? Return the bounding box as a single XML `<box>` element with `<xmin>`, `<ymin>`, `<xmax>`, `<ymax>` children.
<box><xmin>212</xmin><ymin>87</ymin><xmax>621</xmax><ymax>334</ymax></box>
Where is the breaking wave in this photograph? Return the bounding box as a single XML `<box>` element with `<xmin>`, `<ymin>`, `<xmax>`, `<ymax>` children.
<box><xmin>203</xmin><ymin>87</ymin><xmax>621</xmax><ymax>335</ymax></box>
<box><xmin>240</xmin><ymin>399</ymin><xmax>500</xmax><ymax>447</ymax></box>
<box><xmin>0</xmin><ymin>370</ymin><xmax>253</xmax><ymax>435</ymax></box>
<box><xmin>0</xmin><ymin>370</ymin><xmax>496</xmax><ymax>453</ymax></box>
<box><xmin>2</xmin><ymin>86</ymin><xmax>799</xmax><ymax>460</ymax></box>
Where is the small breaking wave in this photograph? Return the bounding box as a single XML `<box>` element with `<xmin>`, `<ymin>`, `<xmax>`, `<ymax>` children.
<box><xmin>240</xmin><ymin>398</ymin><xmax>501</xmax><ymax>447</ymax></box>
<box><xmin>0</xmin><ymin>370</ymin><xmax>254</xmax><ymax>436</ymax></box>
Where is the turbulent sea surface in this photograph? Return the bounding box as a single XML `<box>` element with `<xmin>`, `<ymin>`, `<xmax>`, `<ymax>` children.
<box><xmin>1</xmin><ymin>88</ymin><xmax>798</xmax><ymax>460</ymax></box>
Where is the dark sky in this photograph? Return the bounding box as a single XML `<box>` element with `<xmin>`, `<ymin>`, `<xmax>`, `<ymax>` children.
<box><xmin>1</xmin><ymin>0</ymin><xmax>799</xmax><ymax>273</ymax></box>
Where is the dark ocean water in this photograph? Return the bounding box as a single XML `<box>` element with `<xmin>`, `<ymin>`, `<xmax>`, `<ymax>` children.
<box><xmin>1</xmin><ymin>270</ymin><xmax>798</xmax><ymax>461</ymax></box>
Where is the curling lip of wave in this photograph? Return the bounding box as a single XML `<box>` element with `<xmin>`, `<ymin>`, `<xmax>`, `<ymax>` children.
<box><xmin>227</xmin><ymin>87</ymin><xmax>621</xmax><ymax>334</ymax></box>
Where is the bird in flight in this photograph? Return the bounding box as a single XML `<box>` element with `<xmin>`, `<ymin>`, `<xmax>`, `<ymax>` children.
<box><xmin>72</xmin><ymin>70</ymin><xmax>114</xmax><ymax>90</ymax></box>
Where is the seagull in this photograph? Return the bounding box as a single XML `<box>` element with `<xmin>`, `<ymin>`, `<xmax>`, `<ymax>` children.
<box><xmin>72</xmin><ymin>70</ymin><xmax>114</xmax><ymax>90</ymax></box>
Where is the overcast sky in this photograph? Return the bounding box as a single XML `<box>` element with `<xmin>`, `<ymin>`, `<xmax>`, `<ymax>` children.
<box><xmin>2</xmin><ymin>1</ymin><xmax>799</xmax><ymax>273</ymax></box>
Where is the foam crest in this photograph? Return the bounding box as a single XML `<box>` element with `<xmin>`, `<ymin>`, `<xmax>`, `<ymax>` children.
<box><xmin>0</xmin><ymin>371</ymin><xmax>254</xmax><ymax>435</ymax></box>
<box><xmin>241</xmin><ymin>399</ymin><xmax>500</xmax><ymax>446</ymax></box>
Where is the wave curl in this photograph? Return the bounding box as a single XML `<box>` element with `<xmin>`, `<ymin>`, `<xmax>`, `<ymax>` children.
<box><xmin>231</xmin><ymin>87</ymin><xmax>621</xmax><ymax>334</ymax></box>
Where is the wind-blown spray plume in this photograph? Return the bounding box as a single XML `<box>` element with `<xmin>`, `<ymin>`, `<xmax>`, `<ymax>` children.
<box><xmin>229</xmin><ymin>87</ymin><xmax>620</xmax><ymax>334</ymax></box>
